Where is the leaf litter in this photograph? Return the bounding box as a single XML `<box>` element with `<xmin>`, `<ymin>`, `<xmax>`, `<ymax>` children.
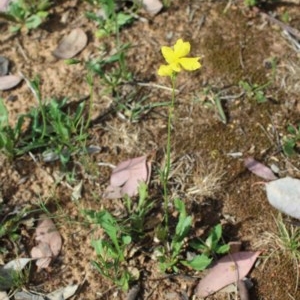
<box><xmin>103</xmin><ymin>155</ymin><xmax>151</xmax><ymax>198</ymax></box>
<box><xmin>195</xmin><ymin>251</ymin><xmax>260</xmax><ymax>298</ymax></box>
<box><xmin>266</xmin><ymin>177</ymin><xmax>300</xmax><ymax>219</ymax></box>
<box><xmin>52</xmin><ymin>28</ymin><xmax>88</xmax><ymax>59</ymax></box>
<box><xmin>30</xmin><ymin>215</ymin><xmax>62</xmax><ymax>270</ymax></box>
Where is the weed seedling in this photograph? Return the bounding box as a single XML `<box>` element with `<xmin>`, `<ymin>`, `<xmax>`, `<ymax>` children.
<box><xmin>85</xmin><ymin>209</ymin><xmax>133</xmax><ymax>291</ymax></box>
<box><xmin>0</xmin><ymin>0</ymin><xmax>52</xmax><ymax>32</ymax></box>
<box><xmin>86</xmin><ymin>0</ymin><xmax>134</xmax><ymax>38</ymax></box>
<box><xmin>282</xmin><ymin>124</ymin><xmax>300</xmax><ymax>156</ymax></box>
<box><xmin>156</xmin><ymin>198</ymin><xmax>192</xmax><ymax>272</ymax></box>
<box><xmin>260</xmin><ymin>214</ymin><xmax>300</xmax><ymax>291</ymax></box>
<box><xmin>189</xmin><ymin>224</ymin><xmax>230</xmax><ymax>257</ymax></box>
<box><xmin>124</xmin><ymin>182</ymin><xmax>154</xmax><ymax>238</ymax></box>
<box><xmin>0</xmin><ymin>76</ymin><xmax>93</xmax><ymax>167</ymax></box>
<box><xmin>239</xmin><ymin>80</ymin><xmax>268</xmax><ymax>103</ymax></box>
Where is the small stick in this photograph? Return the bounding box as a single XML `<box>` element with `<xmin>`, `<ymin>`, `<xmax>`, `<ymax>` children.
<box><xmin>260</xmin><ymin>11</ymin><xmax>300</xmax><ymax>40</ymax></box>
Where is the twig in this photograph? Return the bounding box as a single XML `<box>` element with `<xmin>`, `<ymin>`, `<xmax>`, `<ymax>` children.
<box><xmin>260</xmin><ymin>11</ymin><xmax>300</xmax><ymax>40</ymax></box>
<box><xmin>136</xmin><ymin>81</ymin><xmax>179</xmax><ymax>93</ymax></box>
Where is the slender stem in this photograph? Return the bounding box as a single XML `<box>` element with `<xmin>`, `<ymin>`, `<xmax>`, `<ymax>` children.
<box><xmin>163</xmin><ymin>74</ymin><xmax>176</xmax><ymax>228</ymax></box>
<box><xmin>85</xmin><ymin>73</ymin><xmax>94</xmax><ymax>130</ymax></box>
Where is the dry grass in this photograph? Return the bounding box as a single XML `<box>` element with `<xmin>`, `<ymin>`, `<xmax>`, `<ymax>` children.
<box><xmin>255</xmin><ymin>214</ymin><xmax>300</xmax><ymax>292</ymax></box>
<box><xmin>167</xmin><ymin>152</ymin><xmax>225</xmax><ymax>199</ymax></box>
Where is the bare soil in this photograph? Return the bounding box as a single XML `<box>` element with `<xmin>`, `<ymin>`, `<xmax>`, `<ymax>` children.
<box><xmin>1</xmin><ymin>0</ymin><xmax>300</xmax><ymax>299</ymax></box>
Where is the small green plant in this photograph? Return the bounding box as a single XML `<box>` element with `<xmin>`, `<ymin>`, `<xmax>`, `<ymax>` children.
<box><xmin>239</xmin><ymin>80</ymin><xmax>268</xmax><ymax>103</ymax></box>
<box><xmin>86</xmin><ymin>0</ymin><xmax>134</xmax><ymax>38</ymax></box>
<box><xmin>282</xmin><ymin>124</ymin><xmax>300</xmax><ymax>156</ymax></box>
<box><xmin>85</xmin><ymin>184</ymin><xmax>154</xmax><ymax>290</ymax></box>
<box><xmin>261</xmin><ymin>214</ymin><xmax>300</xmax><ymax>291</ymax></box>
<box><xmin>0</xmin><ymin>0</ymin><xmax>52</xmax><ymax>32</ymax></box>
<box><xmin>181</xmin><ymin>224</ymin><xmax>229</xmax><ymax>271</ymax></box>
<box><xmin>0</xmin><ymin>77</ymin><xmax>91</xmax><ymax>166</ymax></box>
<box><xmin>189</xmin><ymin>224</ymin><xmax>230</xmax><ymax>257</ymax></box>
<box><xmin>85</xmin><ymin>209</ymin><xmax>133</xmax><ymax>291</ymax></box>
<box><xmin>156</xmin><ymin>198</ymin><xmax>192</xmax><ymax>272</ymax></box>
<box><xmin>0</xmin><ymin>98</ymin><xmax>22</xmax><ymax>158</ymax></box>
<box><xmin>0</xmin><ymin>205</ymin><xmax>31</xmax><ymax>243</ymax></box>
<box><xmin>124</xmin><ymin>183</ymin><xmax>154</xmax><ymax>237</ymax></box>
<box><xmin>195</xmin><ymin>86</ymin><xmax>227</xmax><ymax>123</ymax></box>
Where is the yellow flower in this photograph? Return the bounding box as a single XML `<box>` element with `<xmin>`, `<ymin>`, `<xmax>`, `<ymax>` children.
<box><xmin>158</xmin><ymin>39</ymin><xmax>201</xmax><ymax>77</ymax></box>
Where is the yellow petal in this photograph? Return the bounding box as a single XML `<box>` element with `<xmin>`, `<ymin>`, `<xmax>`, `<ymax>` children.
<box><xmin>179</xmin><ymin>57</ymin><xmax>201</xmax><ymax>71</ymax></box>
<box><xmin>161</xmin><ymin>46</ymin><xmax>176</xmax><ymax>64</ymax></box>
<box><xmin>157</xmin><ymin>64</ymin><xmax>174</xmax><ymax>76</ymax></box>
<box><xmin>170</xmin><ymin>62</ymin><xmax>181</xmax><ymax>73</ymax></box>
<box><xmin>173</xmin><ymin>39</ymin><xmax>190</xmax><ymax>58</ymax></box>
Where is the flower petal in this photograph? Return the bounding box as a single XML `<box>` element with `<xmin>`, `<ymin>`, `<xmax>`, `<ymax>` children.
<box><xmin>161</xmin><ymin>46</ymin><xmax>176</xmax><ymax>64</ymax></box>
<box><xmin>179</xmin><ymin>57</ymin><xmax>201</xmax><ymax>71</ymax></box>
<box><xmin>157</xmin><ymin>64</ymin><xmax>174</xmax><ymax>76</ymax></box>
<box><xmin>173</xmin><ymin>39</ymin><xmax>190</xmax><ymax>58</ymax></box>
<box><xmin>170</xmin><ymin>62</ymin><xmax>181</xmax><ymax>73</ymax></box>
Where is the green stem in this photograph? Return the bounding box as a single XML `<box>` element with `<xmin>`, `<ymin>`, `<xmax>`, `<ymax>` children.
<box><xmin>163</xmin><ymin>74</ymin><xmax>176</xmax><ymax>228</ymax></box>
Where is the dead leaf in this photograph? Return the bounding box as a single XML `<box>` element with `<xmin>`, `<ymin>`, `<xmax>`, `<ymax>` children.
<box><xmin>266</xmin><ymin>176</ymin><xmax>300</xmax><ymax>219</ymax></box>
<box><xmin>0</xmin><ymin>75</ymin><xmax>22</xmax><ymax>90</ymax></box>
<box><xmin>71</xmin><ymin>180</ymin><xmax>83</xmax><ymax>201</ymax></box>
<box><xmin>244</xmin><ymin>157</ymin><xmax>277</xmax><ymax>181</ymax></box>
<box><xmin>46</xmin><ymin>284</ymin><xmax>78</xmax><ymax>300</ymax></box>
<box><xmin>0</xmin><ymin>258</ymin><xmax>32</xmax><ymax>290</ymax></box>
<box><xmin>142</xmin><ymin>0</ymin><xmax>163</xmax><ymax>15</ymax></box>
<box><xmin>195</xmin><ymin>251</ymin><xmax>260</xmax><ymax>297</ymax></box>
<box><xmin>14</xmin><ymin>291</ymin><xmax>45</xmax><ymax>300</ymax></box>
<box><xmin>30</xmin><ymin>215</ymin><xmax>62</xmax><ymax>269</ymax></box>
<box><xmin>52</xmin><ymin>28</ymin><xmax>88</xmax><ymax>59</ymax></box>
<box><xmin>103</xmin><ymin>155</ymin><xmax>151</xmax><ymax>199</ymax></box>
<box><xmin>0</xmin><ymin>56</ymin><xmax>9</xmax><ymax>76</ymax></box>
<box><xmin>30</xmin><ymin>242</ymin><xmax>52</xmax><ymax>269</ymax></box>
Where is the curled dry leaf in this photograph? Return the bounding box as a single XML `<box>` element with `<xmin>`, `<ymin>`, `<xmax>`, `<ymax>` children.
<box><xmin>47</xmin><ymin>284</ymin><xmax>78</xmax><ymax>300</ymax></box>
<box><xmin>142</xmin><ymin>0</ymin><xmax>163</xmax><ymax>15</ymax></box>
<box><xmin>244</xmin><ymin>157</ymin><xmax>277</xmax><ymax>181</ymax></box>
<box><xmin>30</xmin><ymin>215</ymin><xmax>62</xmax><ymax>269</ymax></box>
<box><xmin>266</xmin><ymin>176</ymin><xmax>300</xmax><ymax>219</ymax></box>
<box><xmin>31</xmin><ymin>242</ymin><xmax>52</xmax><ymax>269</ymax></box>
<box><xmin>0</xmin><ymin>56</ymin><xmax>9</xmax><ymax>76</ymax></box>
<box><xmin>103</xmin><ymin>155</ymin><xmax>151</xmax><ymax>199</ymax></box>
<box><xmin>195</xmin><ymin>251</ymin><xmax>260</xmax><ymax>298</ymax></box>
<box><xmin>0</xmin><ymin>75</ymin><xmax>22</xmax><ymax>90</ymax></box>
<box><xmin>52</xmin><ymin>28</ymin><xmax>88</xmax><ymax>59</ymax></box>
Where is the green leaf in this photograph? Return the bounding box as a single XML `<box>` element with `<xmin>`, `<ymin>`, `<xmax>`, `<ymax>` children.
<box><xmin>216</xmin><ymin>244</ymin><xmax>230</xmax><ymax>254</ymax></box>
<box><xmin>287</xmin><ymin>125</ymin><xmax>297</xmax><ymax>135</ymax></box>
<box><xmin>283</xmin><ymin>139</ymin><xmax>296</xmax><ymax>156</ymax></box>
<box><xmin>255</xmin><ymin>90</ymin><xmax>267</xmax><ymax>103</ymax></box>
<box><xmin>116</xmin><ymin>13</ymin><xmax>133</xmax><ymax>26</ymax></box>
<box><xmin>181</xmin><ymin>254</ymin><xmax>212</xmax><ymax>271</ymax></box>
<box><xmin>25</xmin><ymin>14</ymin><xmax>43</xmax><ymax>29</ymax></box>
<box><xmin>0</xmin><ymin>98</ymin><xmax>9</xmax><ymax>128</ymax></box>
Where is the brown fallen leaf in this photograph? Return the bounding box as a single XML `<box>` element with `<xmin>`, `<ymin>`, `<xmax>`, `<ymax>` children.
<box><xmin>103</xmin><ymin>155</ymin><xmax>151</xmax><ymax>199</ymax></box>
<box><xmin>30</xmin><ymin>215</ymin><xmax>62</xmax><ymax>269</ymax></box>
<box><xmin>195</xmin><ymin>251</ymin><xmax>260</xmax><ymax>298</ymax></box>
<box><xmin>0</xmin><ymin>75</ymin><xmax>22</xmax><ymax>90</ymax></box>
<box><xmin>30</xmin><ymin>242</ymin><xmax>52</xmax><ymax>269</ymax></box>
<box><xmin>142</xmin><ymin>0</ymin><xmax>163</xmax><ymax>15</ymax></box>
<box><xmin>244</xmin><ymin>157</ymin><xmax>277</xmax><ymax>181</ymax></box>
<box><xmin>52</xmin><ymin>28</ymin><xmax>88</xmax><ymax>59</ymax></box>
